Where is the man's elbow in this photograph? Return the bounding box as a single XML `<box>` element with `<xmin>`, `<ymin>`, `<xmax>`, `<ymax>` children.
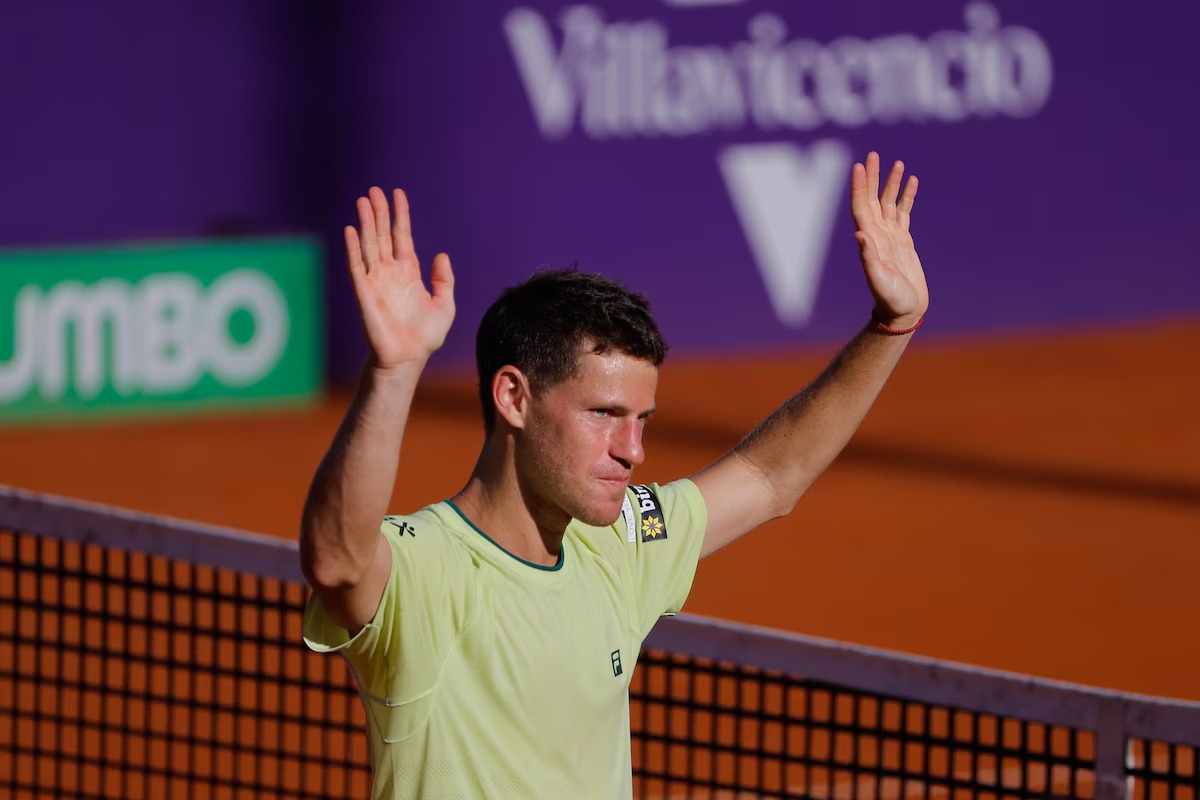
<box><xmin>303</xmin><ymin>558</ymin><xmax>353</xmax><ymax>593</ymax></box>
<box><xmin>299</xmin><ymin>536</ymin><xmax>371</xmax><ymax>592</ymax></box>
<box><xmin>763</xmin><ymin>476</ymin><xmax>816</xmax><ymax>521</ymax></box>
<box><xmin>770</xmin><ymin>496</ymin><xmax>799</xmax><ymax>521</ymax></box>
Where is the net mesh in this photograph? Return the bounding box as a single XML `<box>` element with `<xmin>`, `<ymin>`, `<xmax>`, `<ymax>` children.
<box><xmin>629</xmin><ymin>651</ymin><xmax>1095</xmax><ymax>799</ymax></box>
<box><xmin>1126</xmin><ymin>741</ymin><xmax>1199</xmax><ymax>800</ymax></box>
<box><xmin>3</xmin><ymin>511</ymin><xmax>1199</xmax><ymax>799</ymax></box>
<box><xmin>1</xmin><ymin>528</ymin><xmax>369</xmax><ymax>799</ymax></box>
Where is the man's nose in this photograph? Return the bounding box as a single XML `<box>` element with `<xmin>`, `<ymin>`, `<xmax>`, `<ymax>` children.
<box><xmin>613</xmin><ymin>418</ymin><xmax>645</xmax><ymax>466</ymax></box>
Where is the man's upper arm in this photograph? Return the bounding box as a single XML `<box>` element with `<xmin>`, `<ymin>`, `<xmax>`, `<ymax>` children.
<box><xmin>303</xmin><ymin>513</ymin><xmax>474</xmax><ymax>711</ymax></box>
<box><xmin>310</xmin><ymin>532</ymin><xmax>394</xmax><ymax>634</ymax></box>
<box><xmin>302</xmin><ymin>520</ymin><xmax>399</xmax><ymax>671</ymax></box>
<box><xmin>303</xmin><ymin>513</ymin><xmax>472</xmax><ymax>677</ymax></box>
<box><xmin>691</xmin><ymin>452</ymin><xmax>787</xmax><ymax>559</ymax></box>
<box><xmin>623</xmin><ymin>480</ymin><xmax>708</xmax><ymax>636</ymax></box>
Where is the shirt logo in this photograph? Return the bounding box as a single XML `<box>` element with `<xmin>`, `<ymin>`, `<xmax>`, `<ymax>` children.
<box><xmin>611</xmin><ymin>650</ymin><xmax>623</xmax><ymax>677</ymax></box>
<box><xmin>621</xmin><ymin>495</ymin><xmax>636</xmax><ymax>543</ymax></box>
<box><xmin>386</xmin><ymin>518</ymin><xmax>417</xmax><ymax>537</ymax></box>
<box><xmin>632</xmin><ymin>484</ymin><xmax>668</xmax><ymax>543</ymax></box>
<box><xmin>641</xmin><ymin>515</ymin><xmax>664</xmax><ymax>540</ymax></box>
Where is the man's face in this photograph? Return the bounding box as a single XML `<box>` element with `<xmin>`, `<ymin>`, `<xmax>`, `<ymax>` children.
<box><xmin>518</xmin><ymin>350</ymin><xmax>658</xmax><ymax>527</ymax></box>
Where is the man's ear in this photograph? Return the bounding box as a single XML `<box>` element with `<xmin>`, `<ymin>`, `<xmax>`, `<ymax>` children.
<box><xmin>493</xmin><ymin>365</ymin><xmax>533</xmax><ymax>430</ymax></box>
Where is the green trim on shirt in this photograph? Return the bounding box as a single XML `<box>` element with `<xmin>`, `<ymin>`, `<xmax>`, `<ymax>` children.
<box><xmin>444</xmin><ymin>499</ymin><xmax>566</xmax><ymax>572</ymax></box>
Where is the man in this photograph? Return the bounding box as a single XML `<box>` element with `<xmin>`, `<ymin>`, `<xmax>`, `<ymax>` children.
<box><xmin>300</xmin><ymin>152</ymin><xmax>927</xmax><ymax>798</ymax></box>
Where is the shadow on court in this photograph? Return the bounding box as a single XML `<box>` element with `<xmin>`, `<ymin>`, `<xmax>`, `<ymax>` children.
<box><xmin>1</xmin><ymin>320</ymin><xmax>1198</xmax><ymax>702</ymax></box>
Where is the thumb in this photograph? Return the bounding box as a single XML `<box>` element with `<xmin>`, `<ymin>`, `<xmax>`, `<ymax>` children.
<box><xmin>855</xmin><ymin>231</ymin><xmax>881</xmax><ymax>271</ymax></box>
<box><xmin>430</xmin><ymin>252</ymin><xmax>455</xmax><ymax>306</ymax></box>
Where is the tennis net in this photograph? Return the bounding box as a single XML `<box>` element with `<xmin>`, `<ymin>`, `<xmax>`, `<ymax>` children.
<box><xmin>2</xmin><ymin>485</ymin><xmax>1197</xmax><ymax>799</ymax></box>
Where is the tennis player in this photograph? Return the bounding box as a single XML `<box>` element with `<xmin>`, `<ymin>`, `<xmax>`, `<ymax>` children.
<box><xmin>300</xmin><ymin>152</ymin><xmax>928</xmax><ymax>798</ymax></box>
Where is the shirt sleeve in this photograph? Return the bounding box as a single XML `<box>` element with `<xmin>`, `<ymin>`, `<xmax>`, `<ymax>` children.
<box><xmin>301</xmin><ymin>513</ymin><xmax>474</xmax><ymax>704</ymax></box>
<box><xmin>622</xmin><ymin>479</ymin><xmax>708</xmax><ymax>638</ymax></box>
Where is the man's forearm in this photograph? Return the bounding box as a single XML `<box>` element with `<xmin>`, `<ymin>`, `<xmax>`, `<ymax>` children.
<box><xmin>299</xmin><ymin>360</ymin><xmax>425</xmax><ymax>589</ymax></box>
<box><xmin>735</xmin><ymin>321</ymin><xmax>912</xmax><ymax>513</ymax></box>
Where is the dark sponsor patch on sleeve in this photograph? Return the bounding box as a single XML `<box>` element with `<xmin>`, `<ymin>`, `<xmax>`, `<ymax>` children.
<box><xmin>631</xmin><ymin>484</ymin><xmax>668</xmax><ymax>543</ymax></box>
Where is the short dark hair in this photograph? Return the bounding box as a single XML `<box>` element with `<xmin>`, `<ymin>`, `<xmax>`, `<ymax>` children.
<box><xmin>476</xmin><ymin>267</ymin><xmax>668</xmax><ymax>432</ymax></box>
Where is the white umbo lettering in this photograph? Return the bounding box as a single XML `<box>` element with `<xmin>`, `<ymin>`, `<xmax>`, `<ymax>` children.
<box><xmin>139</xmin><ymin>274</ymin><xmax>203</xmax><ymax>393</ymax></box>
<box><xmin>0</xmin><ymin>269</ymin><xmax>289</xmax><ymax>402</ymax></box>
<box><xmin>202</xmin><ymin>270</ymin><xmax>288</xmax><ymax>387</ymax></box>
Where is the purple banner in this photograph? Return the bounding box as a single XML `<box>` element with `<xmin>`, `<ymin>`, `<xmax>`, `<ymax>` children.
<box><xmin>328</xmin><ymin>0</ymin><xmax>1200</xmax><ymax>377</ymax></box>
<box><xmin>3</xmin><ymin>2</ymin><xmax>1199</xmax><ymax>382</ymax></box>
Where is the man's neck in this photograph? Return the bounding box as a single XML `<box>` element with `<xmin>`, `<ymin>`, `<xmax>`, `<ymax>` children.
<box><xmin>452</xmin><ymin>444</ymin><xmax>568</xmax><ymax>567</ymax></box>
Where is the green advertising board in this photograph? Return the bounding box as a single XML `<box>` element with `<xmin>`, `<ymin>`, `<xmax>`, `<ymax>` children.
<box><xmin>0</xmin><ymin>239</ymin><xmax>323</xmax><ymax>423</ymax></box>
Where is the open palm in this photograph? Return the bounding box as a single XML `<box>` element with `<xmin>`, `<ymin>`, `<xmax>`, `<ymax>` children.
<box><xmin>344</xmin><ymin>187</ymin><xmax>456</xmax><ymax>368</ymax></box>
<box><xmin>849</xmin><ymin>153</ymin><xmax>929</xmax><ymax>328</ymax></box>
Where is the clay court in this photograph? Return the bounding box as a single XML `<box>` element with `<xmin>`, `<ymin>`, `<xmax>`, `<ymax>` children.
<box><xmin>3</xmin><ymin>318</ymin><xmax>1197</xmax><ymax>704</ymax></box>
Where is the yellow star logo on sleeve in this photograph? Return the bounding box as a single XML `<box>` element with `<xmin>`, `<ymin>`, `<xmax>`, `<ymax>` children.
<box><xmin>640</xmin><ymin>515</ymin><xmax>664</xmax><ymax>541</ymax></box>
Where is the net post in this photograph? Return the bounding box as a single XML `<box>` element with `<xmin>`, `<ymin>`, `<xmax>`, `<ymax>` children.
<box><xmin>1093</xmin><ymin>697</ymin><xmax>1128</xmax><ymax>800</ymax></box>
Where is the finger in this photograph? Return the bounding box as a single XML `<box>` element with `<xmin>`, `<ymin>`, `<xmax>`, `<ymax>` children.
<box><xmin>356</xmin><ymin>195</ymin><xmax>379</xmax><ymax>267</ymax></box>
<box><xmin>430</xmin><ymin>252</ymin><xmax>456</xmax><ymax>308</ymax></box>
<box><xmin>368</xmin><ymin>186</ymin><xmax>393</xmax><ymax>263</ymax></box>
<box><xmin>393</xmin><ymin>188</ymin><xmax>414</xmax><ymax>259</ymax></box>
<box><xmin>897</xmin><ymin>175</ymin><xmax>919</xmax><ymax>224</ymax></box>
<box><xmin>849</xmin><ymin>161</ymin><xmax>877</xmax><ymax>227</ymax></box>
<box><xmin>344</xmin><ymin>225</ymin><xmax>366</xmax><ymax>282</ymax></box>
<box><xmin>865</xmin><ymin>151</ymin><xmax>880</xmax><ymax>204</ymax></box>
<box><xmin>880</xmin><ymin>160</ymin><xmax>904</xmax><ymax>222</ymax></box>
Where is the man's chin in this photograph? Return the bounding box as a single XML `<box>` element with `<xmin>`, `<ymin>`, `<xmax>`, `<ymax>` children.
<box><xmin>575</xmin><ymin>500</ymin><xmax>625</xmax><ymax>528</ymax></box>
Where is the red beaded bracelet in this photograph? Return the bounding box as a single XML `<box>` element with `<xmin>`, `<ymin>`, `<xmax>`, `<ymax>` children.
<box><xmin>873</xmin><ymin>313</ymin><xmax>924</xmax><ymax>336</ymax></box>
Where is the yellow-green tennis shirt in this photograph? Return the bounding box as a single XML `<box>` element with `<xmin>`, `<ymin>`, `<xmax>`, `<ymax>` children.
<box><xmin>302</xmin><ymin>479</ymin><xmax>707</xmax><ymax>799</ymax></box>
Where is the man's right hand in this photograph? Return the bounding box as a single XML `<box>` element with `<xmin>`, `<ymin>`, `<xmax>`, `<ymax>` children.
<box><xmin>345</xmin><ymin>187</ymin><xmax>456</xmax><ymax>369</ymax></box>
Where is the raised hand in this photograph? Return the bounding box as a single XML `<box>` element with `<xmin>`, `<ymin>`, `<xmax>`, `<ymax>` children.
<box><xmin>344</xmin><ymin>187</ymin><xmax>456</xmax><ymax>368</ymax></box>
<box><xmin>849</xmin><ymin>153</ymin><xmax>929</xmax><ymax>328</ymax></box>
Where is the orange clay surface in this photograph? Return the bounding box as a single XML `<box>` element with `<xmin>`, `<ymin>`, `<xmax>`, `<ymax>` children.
<box><xmin>2</xmin><ymin>319</ymin><xmax>1198</xmax><ymax>702</ymax></box>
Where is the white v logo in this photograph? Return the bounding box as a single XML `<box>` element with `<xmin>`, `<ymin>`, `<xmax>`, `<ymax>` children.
<box><xmin>718</xmin><ymin>140</ymin><xmax>851</xmax><ymax>326</ymax></box>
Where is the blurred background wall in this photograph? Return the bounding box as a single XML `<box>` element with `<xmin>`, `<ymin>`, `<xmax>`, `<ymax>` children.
<box><xmin>3</xmin><ymin>1</ymin><xmax>1198</xmax><ymax>388</ymax></box>
<box><xmin>2</xmin><ymin>0</ymin><xmax>1199</xmax><ymax>699</ymax></box>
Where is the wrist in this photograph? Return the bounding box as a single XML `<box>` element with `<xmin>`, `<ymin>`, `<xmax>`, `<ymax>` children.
<box><xmin>871</xmin><ymin>310</ymin><xmax>924</xmax><ymax>336</ymax></box>
<box><xmin>365</xmin><ymin>357</ymin><xmax>428</xmax><ymax>385</ymax></box>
